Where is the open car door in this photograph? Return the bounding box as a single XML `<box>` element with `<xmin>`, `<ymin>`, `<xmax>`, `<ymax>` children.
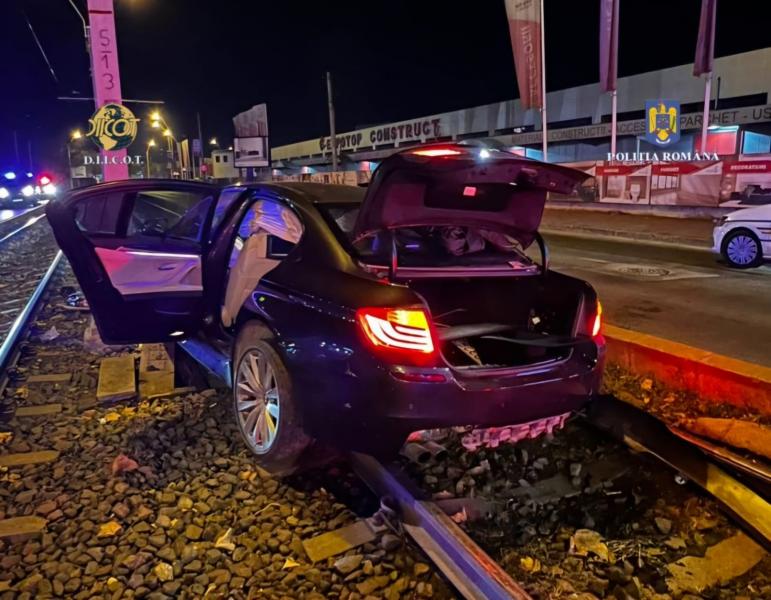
<box><xmin>353</xmin><ymin>144</ymin><xmax>588</xmax><ymax>249</ymax></box>
<box><xmin>46</xmin><ymin>180</ymin><xmax>220</xmax><ymax>344</ymax></box>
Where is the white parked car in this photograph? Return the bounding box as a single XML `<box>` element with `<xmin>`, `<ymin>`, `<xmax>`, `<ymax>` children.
<box><xmin>713</xmin><ymin>205</ymin><xmax>771</xmax><ymax>268</ymax></box>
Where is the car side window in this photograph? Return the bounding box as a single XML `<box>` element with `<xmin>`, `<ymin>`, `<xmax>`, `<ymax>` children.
<box><xmin>127</xmin><ymin>190</ymin><xmax>214</xmax><ymax>242</ymax></box>
<box><xmin>209</xmin><ymin>187</ymin><xmax>245</xmax><ymax>241</ymax></box>
<box><xmin>221</xmin><ymin>197</ymin><xmax>304</xmax><ymax>327</ymax></box>
<box><xmin>74</xmin><ymin>192</ymin><xmax>125</xmax><ymax>235</ymax></box>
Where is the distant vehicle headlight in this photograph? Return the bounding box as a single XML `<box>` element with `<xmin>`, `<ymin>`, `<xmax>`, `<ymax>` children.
<box><xmin>0</xmin><ymin>187</ymin><xmax>9</xmax><ymax>199</ymax></box>
<box><xmin>22</xmin><ymin>185</ymin><xmax>34</xmax><ymax>197</ymax></box>
<box><xmin>42</xmin><ymin>184</ymin><xmax>57</xmax><ymax>195</ymax></box>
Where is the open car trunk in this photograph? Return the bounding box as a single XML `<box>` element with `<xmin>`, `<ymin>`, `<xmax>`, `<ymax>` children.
<box><xmin>334</xmin><ymin>145</ymin><xmax>597</xmax><ymax>371</ymax></box>
<box><xmin>411</xmin><ymin>275</ymin><xmax>592</xmax><ymax>371</ymax></box>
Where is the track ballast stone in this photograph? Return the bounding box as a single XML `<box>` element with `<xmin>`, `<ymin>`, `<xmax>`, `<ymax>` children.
<box><xmin>402</xmin><ymin>422</ymin><xmax>770</xmax><ymax>599</ymax></box>
<box><xmin>0</xmin><ymin>269</ymin><xmax>452</xmax><ymax>599</ymax></box>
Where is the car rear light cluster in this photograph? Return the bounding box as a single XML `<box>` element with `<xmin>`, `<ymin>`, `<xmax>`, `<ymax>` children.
<box><xmin>356</xmin><ymin>307</ymin><xmax>438</xmax><ymax>365</ymax></box>
<box><xmin>411</xmin><ymin>147</ymin><xmax>462</xmax><ymax>157</ymax></box>
<box><xmin>591</xmin><ymin>300</ymin><xmax>602</xmax><ymax>338</ymax></box>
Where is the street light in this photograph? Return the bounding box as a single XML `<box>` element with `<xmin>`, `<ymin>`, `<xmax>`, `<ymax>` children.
<box><xmin>209</xmin><ymin>137</ymin><xmax>218</xmax><ymax>146</ymax></box>
<box><xmin>148</xmin><ymin>111</ymin><xmax>185</xmax><ymax>179</ymax></box>
<box><xmin>71</xmin><ymin>130</ymin><xmax>83</xmax><ymax>140</ymax></box>
<box><xmin>146</xmin><ymin>139</ymin><xmax>156</xmax><ymax>178</ymax></box>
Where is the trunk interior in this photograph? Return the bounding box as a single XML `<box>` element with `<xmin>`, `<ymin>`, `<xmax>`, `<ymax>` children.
<box><xmin>409</xmin><ymin>275</ymin><xmax>586</xmax><ymax>371</ymax></box>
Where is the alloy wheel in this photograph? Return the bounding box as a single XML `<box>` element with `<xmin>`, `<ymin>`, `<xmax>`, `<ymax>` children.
<box><xmin>235</xmin><ymin>348</ymin><xmax>280</xmax><ymax>454</ymax></box>
<box><xmin>726</xmin><ymin>234</ymin><xmax>759</xmax><ymax>266</ymax></box>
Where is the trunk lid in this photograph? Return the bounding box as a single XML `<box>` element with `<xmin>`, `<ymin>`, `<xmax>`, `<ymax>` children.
<box><xmin>353</xmin><ymin>145</ymin><xmax>588</xmax><ymax>248</ymax></box>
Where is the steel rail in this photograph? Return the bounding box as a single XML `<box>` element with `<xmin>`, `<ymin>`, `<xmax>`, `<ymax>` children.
<box><xmin>586</xmin><ymin>395</ymin><xmax>771</xmax><ymax>550</ymax></box>
<box><xmin>668</xmin><ymin>425</ymin><xmax>771</xmax><ymax>485</ymax></box>
<box><xmin>0</xmin><ymin>206</ymin><xmax>47</xmax><ymax>245</ymax></box>
<box><xmin>0</xmin><ymin>251</ymin><xmax>63</xmax><ymax>376</ymax></box>
<box><xmin>351</xmin><ymin>452</ymin><xmax>532</xmax><ymax>600</ymax></box>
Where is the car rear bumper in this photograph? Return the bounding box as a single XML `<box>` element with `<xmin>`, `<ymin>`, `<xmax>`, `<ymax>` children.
<box><xmin>291</xmin><ymin>341</ymin><xmax>605</xmax><ymax>454</ymax></box>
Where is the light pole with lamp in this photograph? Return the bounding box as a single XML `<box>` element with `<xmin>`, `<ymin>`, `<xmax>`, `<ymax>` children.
<box><xmin>66</xmin><ymin>130</ymin><xmax>84</xmax><ymax>189</ymax></box>
<box><xmin>146</xmin><ymin>139</ymin><xmax>156</xmax><ymax>178</ymax></box>
<box><xmin>162</xmin><ymin>129</ymin><xmax>183</xmax><ymax>179</ymax></box>
<box><xmin>151</xmin><ymin>111</ymin><xmax>184</xmax><ymax>178</ymax></box>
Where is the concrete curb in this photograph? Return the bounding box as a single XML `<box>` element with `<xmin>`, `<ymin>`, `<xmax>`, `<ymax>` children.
<box><xmin>604</xmin><ymin>324</ymin><xmax>771</xmax><ymax>416</ymax></box>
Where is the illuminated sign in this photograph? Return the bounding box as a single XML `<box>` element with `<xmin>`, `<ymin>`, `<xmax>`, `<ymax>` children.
<box><xmin>86</xmin><ymin>103</ymin><xmax>140</xmax><ymax>152</ymax></box>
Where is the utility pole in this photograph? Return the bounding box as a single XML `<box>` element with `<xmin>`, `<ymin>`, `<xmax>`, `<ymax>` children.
<box><xmin>196</xmin><ymin>111</ymin><xmax>204</xmax><ymax>179</ymax></box>
<box><xmin>12</xmin><ymin>131</ymin><xmax>20</xmax><ymax>164</ymax></box>
<box><xmin>326</xmin><ymin>71</ymin><xmax>338</xmax><ymax>172</ymax></box>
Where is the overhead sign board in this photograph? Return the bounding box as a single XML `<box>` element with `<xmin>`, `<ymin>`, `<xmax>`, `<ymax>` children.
<box><xmin>233</xmin><ymin>104</ymin><xmax>269</xmax><ymax>167</ymax></box>
<box><xmin>234</xmin><ymin>137</ymin><xmax>269</xmax><ymax>167</ymax></box>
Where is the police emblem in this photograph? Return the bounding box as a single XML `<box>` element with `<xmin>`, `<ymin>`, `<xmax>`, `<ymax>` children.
<box><xmin>645</xmin><ymin>100</ymin><xmax>680</xmax><ymax>146</ymax></box>
<box><xmin>87</xmin><ymin>103</ymin><xmax>140</xmax><ymax>151</ymax></box>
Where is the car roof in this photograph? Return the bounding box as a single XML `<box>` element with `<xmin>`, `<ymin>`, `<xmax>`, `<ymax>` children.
<box><xmin>238</xmin><ymin>181</ymin><xmax>366</xmax><ymax>205</ymax></box>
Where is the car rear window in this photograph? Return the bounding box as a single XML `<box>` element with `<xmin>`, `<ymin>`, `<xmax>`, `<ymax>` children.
<box><xmin>319</xmin><ymin>204</ymin><xmax>534</xmax><ymax>269</ymax></box>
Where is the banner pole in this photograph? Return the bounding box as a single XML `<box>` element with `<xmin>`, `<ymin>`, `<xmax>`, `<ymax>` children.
<box><xmin>540</xmin><ymin>0</ymin><xmax>547</xmax><ymax>162</ymax></box>
<box><xmin>610</xmin><ymin>89</ymin><xmax>617</xmax><ymax>157</ymax></box>
<box><xmin>700</xmin><ymin>72</ymin><xmax>712</xmax><ymax>151</ymax></box>
<box><xmin>326</xmin><ymin>71</ymin><xmax>338</xmax><ymax>172</ymax></box>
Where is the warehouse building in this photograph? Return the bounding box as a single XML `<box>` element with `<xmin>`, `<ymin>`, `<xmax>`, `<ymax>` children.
<box><xmin>270</xmin><ymin>48</ymin><xmax>771</xmax><ymax>174</ymax></box>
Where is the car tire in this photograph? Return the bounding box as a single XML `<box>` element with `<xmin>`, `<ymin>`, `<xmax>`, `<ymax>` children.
<box><xmin>722</xmin><ymin>229</ymin><xmax>763</xmax><ymax>269</ymax></box>
<box><xmin>233</xmin><ymin>323</ymin><xmax>310</xmax><ymax>476</ymax></box>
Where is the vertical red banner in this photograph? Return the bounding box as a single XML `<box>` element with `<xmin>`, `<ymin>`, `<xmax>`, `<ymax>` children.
<box><xmin>503</xmin><ymin>0</ymin><xmax>543</xmax><ymax>110</ymax></box>
<box><xmin>694</xmin><ymin>0</ymin><xmax>717</xmax><ymax>76</ymax></box>
<box><xmin>599</xmin><ymin>0</ymin><xmax>619</xmax><ymax>93</ymax></box>
<box><xmin>87</xmin><ymin>0</ymin><xmax>128</xmax><ymax>181</ymax></box>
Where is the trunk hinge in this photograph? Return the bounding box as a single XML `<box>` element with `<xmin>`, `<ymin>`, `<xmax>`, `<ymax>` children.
<box><xmin>388</xmin><ymin>229</ymin><xmax>398</xmax><ymax>280</ymax></box>
<box><xmin>535</xmin><ymin>232</ymin><xmax>550</xmax><ymax>275</ymax></box>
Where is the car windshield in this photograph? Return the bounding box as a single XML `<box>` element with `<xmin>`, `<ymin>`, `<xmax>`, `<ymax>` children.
<box><xmin>319</xmin><ymin>204</ymin><xmax>534</xmax><ymax>269</ymax></box>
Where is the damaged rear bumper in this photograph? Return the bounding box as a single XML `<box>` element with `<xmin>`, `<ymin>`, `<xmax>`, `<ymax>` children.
<box><xmin>294</xmin><ymin>341</ymin><xmax>605</xmax><ymax>454</ymax></box>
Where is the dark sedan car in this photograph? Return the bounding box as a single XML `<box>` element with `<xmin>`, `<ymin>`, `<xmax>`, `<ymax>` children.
<box><xmin>47</xmin><ymin>144</ymin><xmax>605</xmax><ymax>473</ymax></box>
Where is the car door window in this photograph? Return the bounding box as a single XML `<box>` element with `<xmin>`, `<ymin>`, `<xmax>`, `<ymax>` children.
<box><xmin>127</xmin><ymin>190</ymin><xmax>214</xmax><ymax>243</ymax></box>
<box><xmin>221</xmin><ymin>197</ymin><xmax>303</xmax><ymax>327</ymax></box>
<box><xmin>74</xmin><ymin>191</ymin><xmax>125</xmax><ymax>235</ymax></box>
<box><xmin>209</xmin><ymin>187</ymin><xmax>246</xmax><ymax>241</ymax></box>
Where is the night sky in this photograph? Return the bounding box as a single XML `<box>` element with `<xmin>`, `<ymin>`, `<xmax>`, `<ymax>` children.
<box><xmin>1</xmin><ymin>0</ymin><xmax>769</xmax><ymax>172</ymax></box>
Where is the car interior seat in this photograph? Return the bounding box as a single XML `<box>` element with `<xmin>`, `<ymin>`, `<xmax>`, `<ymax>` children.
<box><xmin>221</xmin><ymin>201</ymin><xmax>302</xmax><ymax>327</ymax></box>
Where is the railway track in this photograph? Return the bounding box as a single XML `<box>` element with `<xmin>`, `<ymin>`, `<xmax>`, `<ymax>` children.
<box><xmin>384</xmin><ymin>402</ymin><xmax>770</xmax><ymax>599</ymax></box>
<box><xmin>0</xmin><ymin>217</ymin><xmax>769</xmax><ymax>599</ymax></box>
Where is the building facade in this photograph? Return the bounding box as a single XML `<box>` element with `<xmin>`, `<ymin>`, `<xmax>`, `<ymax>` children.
<box><xmin>271</xmin><ymin>48</ymin><xmax>771</xmax><ymax>172</ymax></box>
<box><xmin>211</xmin><ymin>149</ymin><xmax>239</xmax><ymax>180</ymax></box>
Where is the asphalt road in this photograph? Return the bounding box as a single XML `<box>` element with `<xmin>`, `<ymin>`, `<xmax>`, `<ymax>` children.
<box><xmin>543</xmin><ymin>233</ymin><xmax>771</xmax><ymax>367</ymax></box>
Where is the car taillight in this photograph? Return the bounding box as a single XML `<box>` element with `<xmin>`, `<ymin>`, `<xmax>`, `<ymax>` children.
<box><xmin>411</xmin><ymin>147</ymin><xmax>462</xmax><ymax>157</ymax></box>
<box><xmin>356</xmin><ymin>307</ymin><xmax>437</xmax><ymax>364</ymax></box>
<box><xmin>591</xmin><ymin>300</ymin><xmax>602</xmax><ymax>338</ymax></box>
<box><xmin>39</xmin><ymin>175</ymin><xmax>51</xmax><ymax>186</ymax></box>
